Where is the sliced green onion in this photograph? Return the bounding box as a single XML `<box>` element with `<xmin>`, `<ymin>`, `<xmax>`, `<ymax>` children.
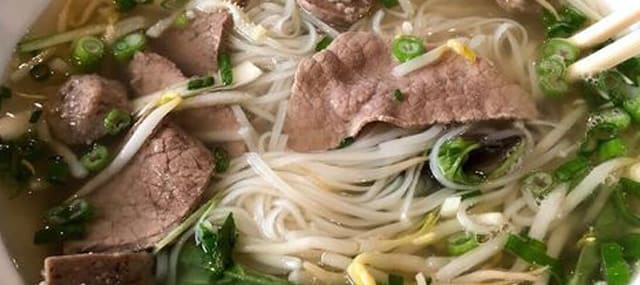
<box><xmin>539</xmin><ymin>38</ymin><xmax>580</xmax><ymax>63</ymax></box>
<box><xmin>213</xmin><ymin>146</ymin><xmax>230</xmax><ymax>173</ymax></box>
<box><xmin>114</xmin><ymin>0</ymin><xmax>137</xmax><ymax>11</ymax></box>
<box><xmin>547</xmin><ymin>22</ymin><xmax>574</xmax><ymax>39</ymax></box>
<box><xmin>613</xmin><ymin>183</ymin><xmax>640</xmax><ymax>226</ymax></box>
<box><xmin>438</xmin><ymin>137</ymin><xmax>483</xmax><ymax>185</ymax></box>
<box><xmin>601</xmin><ymin>242</ymin><xmax>631</xmax><ymax>285</ymax></box>
<box><xmin>618</xmin><ymin>57</ymin><xmax>640</xmax><ymax>85</ymax></box>
<box><xmin>29</xmin><ymin>107</ymin><xmax>43</xmax><ymax>124</ymax></box>
<box><xmin>103</xmin><ymin>108</ymin><xmax>132</xmax><ymax>135</ymax></box>
<box><xmin>536</xmin><ymin>55</ymin><xmax>569</xmax><ymax>98</ymax></box>
<box><xmin>504</xmin><ymin>233</ymin><xmax>562</xmax><ymax>283</ymax></box>
<box><xmin>392</xmin><ymin>89</ymin><xmax>405</xmax><ymax>102</ymax></box>
<box><xmin>460</xmin><ymin>190</ymin><xmax>482</xmax><ymax>200</ymax></box>
<box><xmin>71</xmin><ymin>36</ymin><xmax>105</xmax><ymax>72</ymax></box>
<box><xmin>587</xmin><ymin>108</ymin><xmax>631</xmax><ymax>134</ymax></box>
<box><xmin>568</xmin><ymin>234</ymin><xmax>599</xmax><ymax>285</ymax></box>
<box><xmin>174</xmin><ymin>12</ymin><xmax>189</xmax><ymax>28</ymax></box>
<box><xmin>218</xmin><ymin>52</ymin><xmax>233</xmax><ymax>86</ymax></box>
<box><xmin>596</xmin><ymin>137</ymin><xmax>626</xmax><ymax>162</ymax></box>
<box><xmin>619</xmin><ymin>177</ymin><xmax>640</xmax><ymax>196</ymax></box>
<box><xmin>388</xmin><ymin>274</ymin><xmax>404</xmax><ymax>285</ymax></box>
<box><xmin>47</xmin><ymin>155</ymin><xmax>70</xmax><ymax>184</ymax></box>
<box><xmin>30</xmin><ymin>63</ymin><xmax>51</xmax><ymax>81</ymax></box>
<box><xmin>589</xmin><ymin>71</ymin><xmax>634</xmax><ymax>104</ymax></box>
<box><xmin>187</xmin><ymin>76</ymin><xmax>215</xmax><ymax>90</ymax></box>
<box><xmin>621</xmin><ymin>233</ymin><xmax>640</xmax><ymax>260</ymax></box>
<box><xmin>559</xmin><ymin>6</ymin><xmax>587</xmax><ymax>28</ymax></box>
<box><xmin>447</xmin><ymin>232</ymin><xmax>479</xmax><ymax>256</ymax></box>
<box><xmin>80</xmin><ymin>144</ymin><xmax>110</xmax><ymax>172</ymax></box>
<box><xmin>33</xmin><ymin>224</ymin><xmax>86</xmax><ymax>244</ymax></box>
<box><xmin>379</xmin><ymin>0</ymin><xmax>399</xmax><ymax>8</ymax></box>
<box><xmin>315</xmin><ymin>36</ymin><xmax>333</xmax><ymax>52</ymax></box>
<box><xmin>622</xmin><ymin>95</ymin><xmax>640</xmax><ymax>123</ymax></box>
<box><xmin>522</xmin><ymin>171</ymin><xmax>555</xmax><ymax>199</ymax></box>
<box><xmin>337</xmin><ymin>137</ymin><xmax>355</xmax><ymax>149</ymax></box>
<box><xmin>392</xmin><ymin>35</ymin><xmax>426</xmax><ymax>63</ymax></box>
<box><xmin>554</xmin><ymin>156</ymin><xmax>590</xmax><ymax>183</ymax></box>
<box><xmin>112</xmin><ymin>31</ymin><xmax>147</xmax><ymax>63</ymax></box>
<box><xmin>46</xmin><ymin>199</ymin><xmax>93</xmax><ymax>225</ymax></box>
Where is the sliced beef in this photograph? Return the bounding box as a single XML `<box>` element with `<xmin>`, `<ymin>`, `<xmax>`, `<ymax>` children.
<box><xmin>297</xmin><ymin>0</ymin><xmax>373</xmax><ymax>27</ymax></box>
<box><xmin>285</xmin><ymin>32</ymin><xmax>538</xmax><ymax>151</ymax></box>
<box><xmin>44</xmin><ymin>252</ymin><xmax>154</xmax><ymax>285</ymax></box>
<box><xmin>46</xmin><ymin>75</ymin><xmax>129</xmax><ymax>145</ymax></box>
<box><xmin>64</xmin><ymin>123</ymin><xmax>214</xmax><ymax>253</ymax></box>
<box><xmin>495</xmin><ymin>0</ymin><xmax>539</xmax><ymax>13</ymax></box>
<box><xmin>127</xmin><ymin>52</ymin><xmax>245</xmax><ymax>156</ymax></box>
<box><xmin>128</xmin><ymin>52</ymin><xmax>185</xmax><ymax>96</ymax></box>
<box><xmin>151</xmin><ymin>11</ymin><xmax>231</xmax><ymax>76</ymax></box>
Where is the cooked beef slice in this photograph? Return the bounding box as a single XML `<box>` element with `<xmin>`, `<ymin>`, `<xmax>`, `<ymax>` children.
<box><xmin>64</xmin><ymin>123</ymin><xmax>213</xmax><ymax>253</ymax></box>
<box><xmin>151</xmin><ymin>11</ymin><xmax>230</xmax><ymax>76</ymax></box>
<box><xmin>296</xmin><ymin>0</ymin><xmax>373</xmax><ymax>27</ymax></box>
<box><xmin>127</xmin><ymin>52</ymin><xmax>245</xmax><ymax>156</ymax></box>
<box><xmin>285</xmin><ymin>32</ymin><xmax>538</xmax><ymax>151</ymax></box>
<box><xmin>495</xmin><ymin>0</ymin><xmax>538</xmax><ymax>13</ymax></box>
<box><xmin>46</xmin><ymin>75</ymin><xmax>129</xmax><ymax>145</ymax></box>
<box><xmin>128</xmin><ymin>52</ymin><xmax>186</xmax><ymax>96</ymax></box>
<box><xmin>44</xmin><ymin>252</ymin><xmax>153</xmax><ymax>285</ymax></box>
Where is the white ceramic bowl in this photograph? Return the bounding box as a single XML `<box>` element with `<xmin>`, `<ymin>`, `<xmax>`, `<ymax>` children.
<box><xmin>0</xmin><ymin>0</ymin><xmax>638</xmax><ymax>284</ymax></box>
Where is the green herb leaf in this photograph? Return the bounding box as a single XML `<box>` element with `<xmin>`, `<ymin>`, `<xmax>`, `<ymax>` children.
<box><xmin>213</xmin><ymin>147</ymin><xmax>230</xmax><ymax>173</ymax></box>
<box><xmin>438</xmin><ymin>137</ymin><xmax>482</xmax><ymax>185</ymax></box>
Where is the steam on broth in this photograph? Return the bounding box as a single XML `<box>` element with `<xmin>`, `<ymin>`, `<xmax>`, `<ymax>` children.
<box><xmin>1</xmin><ymin>0</ymin><xmax>640</xmax><ymax>284</ymax></box>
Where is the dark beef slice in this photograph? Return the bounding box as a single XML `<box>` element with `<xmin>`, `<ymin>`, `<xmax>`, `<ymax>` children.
<box><xmin>151</xmin><ymin>11</ymin><xmax>231</xmax><ymax>76</ymax></box>
<box><xmin>495</xmin><ymin>0</ymin><xmax>539</xmax><ymax>13</ymax></box>
<box><xmin>44</xmin><ymin>252</ymin><xmax>154</xmax><ymax>285</ymax></box>
<box><xmin>127</xmin><ymin>52</ymin><xmax>245</xmax><ymax>156</ymax></box>
<box><xmin>64</xmin><ymin>123</ymin><xmax>214</xmax><ymax>253</ymax></box>
<box><xmin>284</xmin><ymin>32</ymin><xmax>539</xmax><ymax>152</ymax></box>
<box><xmin>46</xmin><ymin>75</ymin><xmax>129</xmax><ymax>145</ymax></box>
<box><xmin>296</xmin><ymin>0</ymin><xmax>373</xmax><ymax>27</ymax></box>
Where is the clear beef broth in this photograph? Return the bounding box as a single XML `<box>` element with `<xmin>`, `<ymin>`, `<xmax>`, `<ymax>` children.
<box><xmin>2</xmin><ymin>0</ymin><xmax>639</xmax><ymax>284</ymax></box>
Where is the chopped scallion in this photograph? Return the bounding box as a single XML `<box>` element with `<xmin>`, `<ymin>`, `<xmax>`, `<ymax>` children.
<box><xmin>187</xmin><ymin>76</ymin><xmax>215</xmax><ymax>90</ymax></box>
<box><xmin>554</xmin><ymin>156</ymin><xmax>590</xmax><ymax>183</ymax></box>
<box><xmin>596</xmin><ymin>137</ymin><xmax>626</xmax><ymax>162</ymax></box>
<box><xmin>112</xmin><ymin>31</ymin><xmax>147</xmax><ymax>63</ymax></box>
<box><xmin>392</xmin><ymin>89</ymin><xmax>405</xmax><ymax>102</ymax></box>
<box><xmin>80</xmin><ymin>144</ymin><xmax>109</xmax><ymax>172</ymax></box>
<box><xmin>504</xmin><ymin>233</ymin><xmax>562</xmax><ymax>283</ymax></box>
<box><xmin>447</xmin><ymin>232</ymin><xmax>479</xmax><ymax>256</ymax></box>
<box><xmin>213</xmin><ymin>147</ymin><xmax>230</xmax><ymax>173</ymax></box>
<box><xmin>539</xmin><ymin>38</ymin><xmax>580</xmax><ymax>63</ymax></box>
<box><xmin>34</xmin><ymin>224</ymin><xmax>86</xmax><ymax>244</ymax></box>
<box><xmin>103</xmin><ymin>108</ymin><xmax>132</xmax><ymax>135</ymax></box>
<box><xmin>392</xmin><ymin>35</ymin><xmax>426</xmax><ymax>63</ymax></box>
<box><xmin>621</xmin><ymin>233</ymin><xmax>640</xmax><ymax>260</ymax></box>
<box><xmin>568</xmin><ymin>234</ymin><xmax>599</xmax><ymax>285</ymax></box>
<box><xmin>114</xmin><ymin>0</ymin><xmax>137</xmax><ymax>11</ymax></box>
<box><xmin>337</xmin><ymin>137</ymin><xmax>355</xmax><ymax>149</ymax></box>
<box><xmin>218</xmin><ymin>52</ymin><xmax>233</xmax><ymax>86</ymax></box>
<box><xmin>71</xmin><ymin>36</ymin><xmax>105</xmax><ymax>72</ymax></box>
<box><xmin>315</xmin><ymin>36</ymin><xmax>333</xmax><ymax>52</ymax></box>
<box><xmin>46</xmin><ymin>199</ymin><xmax>93</xmax><ymax>225</ymax></box>
<box><xmin>536</xmin><ymin>55</ymin><xmax>569</xmax><ymax>98</ymax></box>
<box><xmin>601</xmin><ymin>242</ymin><xmax>631</xmax><ymax>285</ymax></box>
<box><xmin>523</xmin><ymin>171</ymin><xmax>554</xmax><ymax>199</ymax></box>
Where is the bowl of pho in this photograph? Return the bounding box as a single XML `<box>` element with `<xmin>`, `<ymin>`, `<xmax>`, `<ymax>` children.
<box><xmin>1</xmin><ymin>0</ymin><xmax>640</xmax><ymax>284</ymax></box>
